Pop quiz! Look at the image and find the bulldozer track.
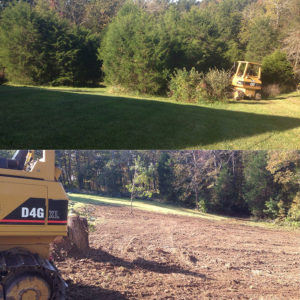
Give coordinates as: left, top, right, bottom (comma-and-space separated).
0, 250, 66, 300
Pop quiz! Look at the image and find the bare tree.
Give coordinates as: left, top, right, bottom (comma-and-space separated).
282, 29, 300, 75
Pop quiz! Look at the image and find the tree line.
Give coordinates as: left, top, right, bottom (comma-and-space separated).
0, 0, 299, 93
55, 150, 300, 223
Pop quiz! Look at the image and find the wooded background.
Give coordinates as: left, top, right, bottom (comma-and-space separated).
0, 0, 299, 94
0, 150, 299, 221
58, 150, 300, 222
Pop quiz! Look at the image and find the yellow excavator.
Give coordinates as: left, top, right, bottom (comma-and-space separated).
232, 61, 262, 100
0, 150, 68, 300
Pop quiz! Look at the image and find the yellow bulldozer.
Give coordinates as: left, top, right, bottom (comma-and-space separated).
0, 150, 68, 300
232, 61, 262, 100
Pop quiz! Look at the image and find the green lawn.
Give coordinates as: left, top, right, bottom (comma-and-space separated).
0, 84, 300, 149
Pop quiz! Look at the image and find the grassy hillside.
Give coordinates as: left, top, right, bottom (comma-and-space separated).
69, 193, 297, 229
69, 192, 227, 220
0, 85, 299, 149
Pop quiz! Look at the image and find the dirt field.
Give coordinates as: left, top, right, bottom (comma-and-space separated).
54, 204, 300, 300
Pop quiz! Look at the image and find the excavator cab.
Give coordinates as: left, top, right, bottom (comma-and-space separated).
232, 61, 262, 100
0, 150, 30, 170
0, 150, 68, 300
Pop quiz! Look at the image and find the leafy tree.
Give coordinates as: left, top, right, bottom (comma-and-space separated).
213, 0, 251, 64
262, 50, 295, 88
288, 192, 300, 221
211, 163, 235, 214
175, 6, 226, 71
157, 152, 174, 201
99, 2, 170, 94
0, 150, 16, 158
282, 28, 300, 78
264, 0, 289, 29
46, 0, 89, 25
126, 156, 158, 212
243, 151, 272, 218
0, 2, 41, 84
100, 2, 228, 94
245, 17, 278, 62
0, 1, 101, 85
263, 198, 279, 219
97, 157, 124, 195
266, 151, 300, 219
82, 0, 125, 33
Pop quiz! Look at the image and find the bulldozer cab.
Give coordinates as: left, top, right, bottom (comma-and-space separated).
232, 61, 262, 100
235, 61, 261, 79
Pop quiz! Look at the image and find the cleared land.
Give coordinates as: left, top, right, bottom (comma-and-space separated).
0, 85, 300, 149
54, 195, 300, 300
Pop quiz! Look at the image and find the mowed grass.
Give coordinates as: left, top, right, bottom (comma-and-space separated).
69, 193, 296, 229
0, 84, 300, 149
69, 192, 227, 221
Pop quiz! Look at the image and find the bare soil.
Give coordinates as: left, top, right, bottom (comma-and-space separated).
53, 205, 300, 300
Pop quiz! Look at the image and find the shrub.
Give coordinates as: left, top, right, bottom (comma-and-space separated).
262, 50, 295, 90
198, 197, 208, 213
169, 67, 203, 102
263, 198, 279, 219
200, 68, 232, 101
261, 84, 281, 98
288, 192, 300, 221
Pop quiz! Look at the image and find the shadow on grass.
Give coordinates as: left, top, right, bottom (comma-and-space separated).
1, 85, 300, 148
88, 247, 207, 279
66, 282, 128, 300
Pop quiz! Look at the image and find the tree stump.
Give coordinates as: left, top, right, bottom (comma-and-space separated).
67, 215, 89, 254
51, 216, 89, 259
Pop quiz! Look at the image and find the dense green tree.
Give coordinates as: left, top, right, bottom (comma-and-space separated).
0, 2, 41, 84
0, 1, 101, 85
174, 7, 226, 71
99, 2, 170, 94
243, 151, 272, 218
100, 1, 228, 94
245, 17, 278, 62
126, 155, 158, 213
211, 163, 235, 213
266, 151, 300, 219
262, 50, 295, 88
157, 152, 174, 201
213, 0, 253, 65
